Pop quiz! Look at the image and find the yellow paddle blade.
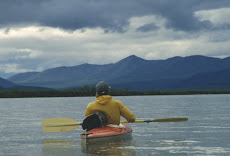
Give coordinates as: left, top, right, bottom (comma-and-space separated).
42, 118, 81, 133
121, 117, 188, 123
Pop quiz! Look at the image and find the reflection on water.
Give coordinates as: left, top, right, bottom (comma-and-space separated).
42, 139, 79, 156
42, 136, 136, 156
81, 136, 135, 156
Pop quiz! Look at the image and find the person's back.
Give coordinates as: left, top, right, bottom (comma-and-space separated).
84, 81, 135, 126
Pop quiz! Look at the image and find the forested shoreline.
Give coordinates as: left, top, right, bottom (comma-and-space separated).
0, 85, 230, 98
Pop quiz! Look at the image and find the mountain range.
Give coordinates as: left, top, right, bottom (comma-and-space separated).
2, 55, 230, 90
0, 77, 16, 89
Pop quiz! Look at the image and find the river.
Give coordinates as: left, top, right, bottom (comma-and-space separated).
0, 94, 230, 155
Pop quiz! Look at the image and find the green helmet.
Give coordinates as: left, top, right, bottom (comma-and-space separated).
96, 81, 110, 96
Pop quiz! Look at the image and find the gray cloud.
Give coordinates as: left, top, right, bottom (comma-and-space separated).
136, 23, 159, 32
1, 0, 230, 32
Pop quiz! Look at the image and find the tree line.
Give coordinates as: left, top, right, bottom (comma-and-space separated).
0, 85, 230, 98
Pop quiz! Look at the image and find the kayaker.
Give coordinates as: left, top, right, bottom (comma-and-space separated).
82, 81, 135, 131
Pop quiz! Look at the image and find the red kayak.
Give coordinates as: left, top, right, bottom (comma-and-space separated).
81, 124, 132, 142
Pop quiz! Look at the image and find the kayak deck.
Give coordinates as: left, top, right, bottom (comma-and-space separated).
81, 123, 132, 140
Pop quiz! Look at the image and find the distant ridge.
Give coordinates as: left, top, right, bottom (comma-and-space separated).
117, 55, 146, 64
0, 75, 53, 91
0, 77, 15, 88
7, 55, 230, 90
7, 72, 40, 83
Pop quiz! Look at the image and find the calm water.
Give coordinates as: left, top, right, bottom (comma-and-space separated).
0, 95, 230, 156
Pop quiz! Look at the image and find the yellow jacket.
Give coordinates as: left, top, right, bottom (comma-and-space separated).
85, 95, 135, 125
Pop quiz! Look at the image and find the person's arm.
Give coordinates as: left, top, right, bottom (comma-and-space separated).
119, 101, 135, 122
84, 104, 92, 117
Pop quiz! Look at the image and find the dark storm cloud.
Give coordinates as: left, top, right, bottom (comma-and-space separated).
0, 0, 230, 32
136, 23, 159, 32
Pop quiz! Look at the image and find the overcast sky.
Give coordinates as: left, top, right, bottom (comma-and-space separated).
1, 0, 230, 78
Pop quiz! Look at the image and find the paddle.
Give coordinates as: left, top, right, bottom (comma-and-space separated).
42, 117, 188, 133
42, 118, 81, 133
121, 117, 188, 123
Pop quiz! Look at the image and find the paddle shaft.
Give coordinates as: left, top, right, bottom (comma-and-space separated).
121, 117, 188, 123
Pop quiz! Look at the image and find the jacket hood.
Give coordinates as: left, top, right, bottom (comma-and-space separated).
96, 95, 112, 105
